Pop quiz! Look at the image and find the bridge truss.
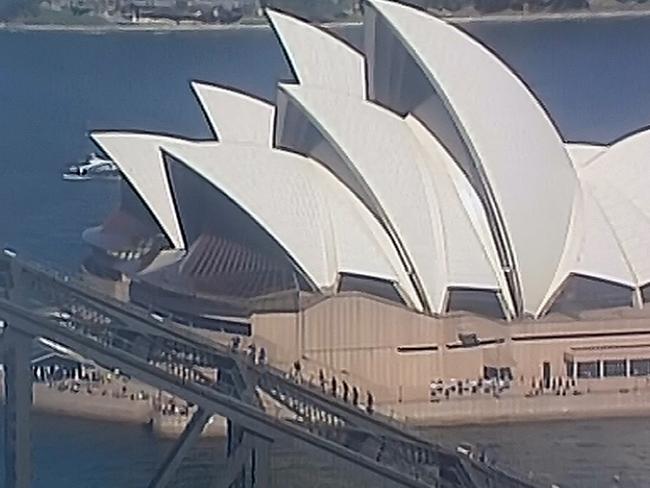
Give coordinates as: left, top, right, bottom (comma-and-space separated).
0, 253, 553, 488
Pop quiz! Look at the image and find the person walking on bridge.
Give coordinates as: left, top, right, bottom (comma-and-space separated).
366, 391, 374, 415
331, 376, 338, 397
292, 360, 302, 383
342, 380, 350, 403
258, 347, 266, 366
247, 343, 256, 362
352, 386, 359, 407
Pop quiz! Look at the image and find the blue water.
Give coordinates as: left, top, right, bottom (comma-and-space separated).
1, 18, 650, 487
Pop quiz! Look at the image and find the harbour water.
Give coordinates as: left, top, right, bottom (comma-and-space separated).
2, 17, 650, 487
0, 411, 648, 487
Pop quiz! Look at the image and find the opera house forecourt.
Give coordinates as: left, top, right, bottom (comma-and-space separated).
82, 0, 650, 409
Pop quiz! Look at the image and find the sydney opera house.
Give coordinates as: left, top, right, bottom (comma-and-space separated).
82, 0, 650, 402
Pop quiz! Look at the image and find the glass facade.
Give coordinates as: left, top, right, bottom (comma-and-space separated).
577, 361, 598, 379
630, 359, 650, 376
549, 275, 634, 314
446, 288, 506, 319
603, 359, 626, 377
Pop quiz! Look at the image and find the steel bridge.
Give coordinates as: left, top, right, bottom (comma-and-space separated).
0, 252, 558, 488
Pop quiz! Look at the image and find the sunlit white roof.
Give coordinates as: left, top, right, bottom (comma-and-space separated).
539, 131, 650, 312
580, 130, 650, 286
406, 115, 515, 315
278, 84, 513, 314
191, 82, 275, 146
160, 138, 421, 309
565, 143, 607, 170
90, 4, 650, 320
267, 10, 366, 98
368, 0, 578, 316
271, 10, 514, 315
91, 132, 187, 250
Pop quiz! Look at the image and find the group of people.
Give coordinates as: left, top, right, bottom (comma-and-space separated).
428, 374, 583, 402
33, 362, 99, 384
230, 338, 378, 415
35, 363, 151, 401
526, 376, 578, 397
288, 361, 375, 414
156, 400, 191, 417
429, 376, 512, 402
149, 357, 207, 385
229, 337, 267, 366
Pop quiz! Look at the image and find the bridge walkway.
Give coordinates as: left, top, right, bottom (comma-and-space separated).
0, 253, 554, 488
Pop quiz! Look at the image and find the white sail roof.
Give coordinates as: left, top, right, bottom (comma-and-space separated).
267, 10, 366, 98
270, 10, 513, 316
579, 130, 650, 286
539, 132, 650, 312
160, 138, 421, 309
572, 186, 636, 287
91, 132, 187, 250
191, 82, 275, 146
368, 0, 578, 316
565, 143, 607, 170
282, 85, 512, 315
407, 115, 515, 316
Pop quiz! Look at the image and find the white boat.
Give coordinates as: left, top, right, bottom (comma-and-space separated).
63, 153, 120, 181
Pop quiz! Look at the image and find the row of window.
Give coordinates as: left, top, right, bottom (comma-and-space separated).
567, 359, 650, 379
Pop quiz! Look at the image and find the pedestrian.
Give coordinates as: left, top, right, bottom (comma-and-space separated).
331, 376, 338, 397
342, 380, 350, 403
258, 347, 267, 366
366, 391, 374, 415
293, 360, 302, 383
247, 343, 256, 361
352, 386, 359, 406
319, 369, 326, 393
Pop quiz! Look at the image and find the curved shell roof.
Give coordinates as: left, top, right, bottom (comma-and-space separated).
191, 82, 275, 146
93, 128, 421, 311
91, 132, 187, 250
160, 138, 421, 308
267, 10, 366, 98
278, 84, 513, 315
579, 130, 650, 286
270, 9, 513, 316
90, 4, 650, 319
368, 0, 578, 316
539, 131, 650, 312
565, 143, 607, 170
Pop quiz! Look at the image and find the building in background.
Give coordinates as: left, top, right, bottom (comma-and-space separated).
81, 0, 650, 402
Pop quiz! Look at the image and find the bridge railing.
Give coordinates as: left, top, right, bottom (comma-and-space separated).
0, 251, 559, 488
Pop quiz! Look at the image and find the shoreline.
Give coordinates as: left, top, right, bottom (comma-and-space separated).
393, 387, 650, 428
29, 384, 228, 438
19, 382, 650, 437
3, 8, 650, 32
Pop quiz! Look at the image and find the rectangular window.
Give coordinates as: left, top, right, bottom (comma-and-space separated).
630, 359, 650, 376
483, 366, 498, 380
603, 359, 626, 377
577, 361, 598, 379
